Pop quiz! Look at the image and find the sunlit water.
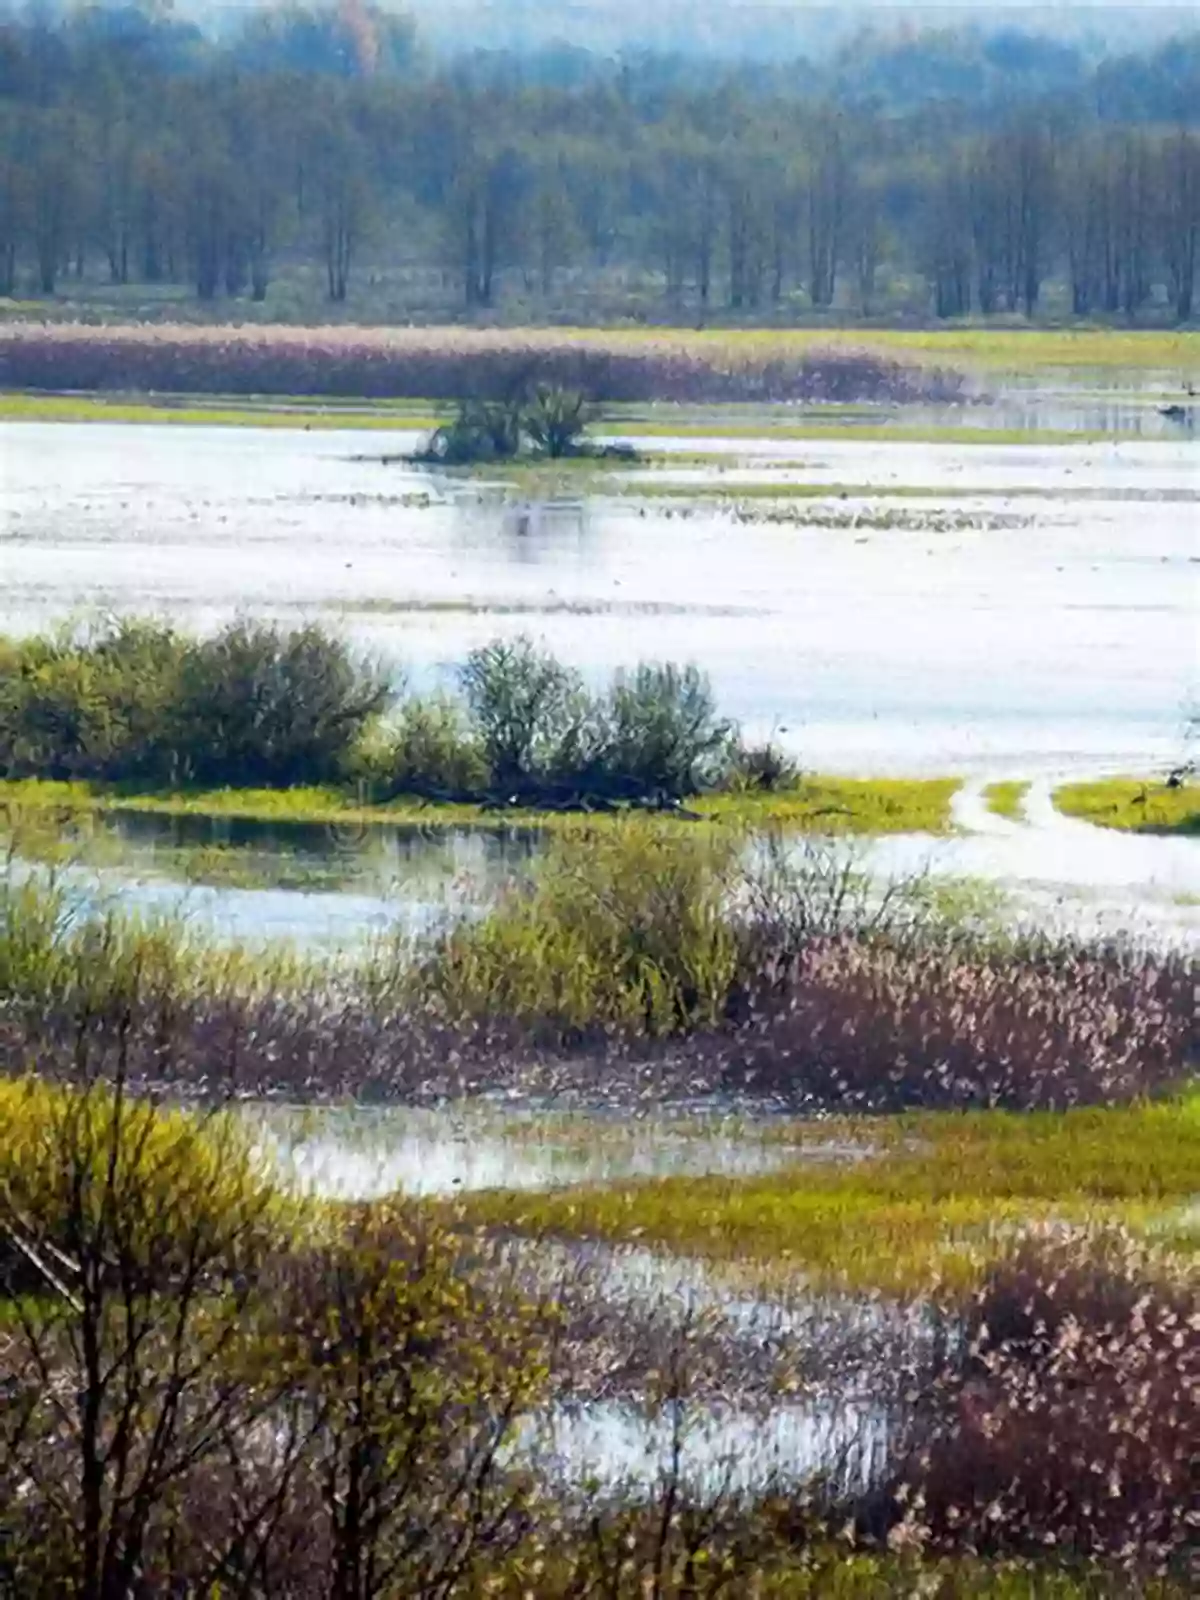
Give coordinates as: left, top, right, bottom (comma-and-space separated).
2, 411, 1197, 946
2, 421, 1195, 773
249, 1103, 847, 1199
20, 771, 1196, 948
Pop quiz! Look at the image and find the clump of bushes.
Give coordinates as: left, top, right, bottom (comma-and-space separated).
408, 827, 1195, 1106
0, 1076, 552, 1597
413, 823, 742, 1037
2, 622, 747, 806
436, 637, 736, 803
416, 384, 614, 464
0, 619, 389, 789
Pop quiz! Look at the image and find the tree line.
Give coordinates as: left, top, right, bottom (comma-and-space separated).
0, 7, 1196, 321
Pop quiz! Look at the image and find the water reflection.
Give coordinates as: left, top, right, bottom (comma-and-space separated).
250, 1104, 823, 1199
534, 1397, 889, 1497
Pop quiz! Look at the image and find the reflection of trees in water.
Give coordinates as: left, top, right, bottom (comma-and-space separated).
97, 810, 541, 900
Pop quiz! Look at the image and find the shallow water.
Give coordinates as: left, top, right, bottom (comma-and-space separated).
19, 764, 1196, 948
534, 1396, 888, 1497
2, 420, 1195, 774
250, 1104, 841, 1199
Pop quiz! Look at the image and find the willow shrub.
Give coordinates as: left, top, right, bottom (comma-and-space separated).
0, 620, 391, 789
412, 821, 742, 1036
0, 619, 186, 783
0, 1075, 296, 1295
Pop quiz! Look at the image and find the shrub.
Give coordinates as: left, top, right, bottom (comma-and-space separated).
0, 1075, 293, 1294
0, 620, 185, 783
725, 739, 803, 792
352, 693, 487, 799
174, 621, 391, 788
596, 663, 735, 796
0, 620, 390, 790
458, 636, 594, 791
413, 822, 741, 1036
270, 1206, 550, 1596
419, 396, 525, 463
519, 383, 592, 457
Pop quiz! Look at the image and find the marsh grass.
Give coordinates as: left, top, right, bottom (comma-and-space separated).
886, 1228, 1200, 1570
453, 1098, 1200, 1295
410, 824, 743, 1038
0, 391, 442, 429
0, 774, 961, 836
984, 781, 1030, 822
1055, 778, 1200, 835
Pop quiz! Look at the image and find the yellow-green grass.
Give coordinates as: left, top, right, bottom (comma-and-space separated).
984, 780, 1030, 821
0, 393, 1104, 447
0, 391, 442, 430
1054, 778, 1200, 834
352, 325, 1197, 374
450, 325, 1199, 374
450, 1099, 1200, 1296
518, 1543, 1188, 1598
0, 776, 960, 837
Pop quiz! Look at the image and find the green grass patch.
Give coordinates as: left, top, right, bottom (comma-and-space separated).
450, 1098, 1200, 1295
1054, 778, 1200, 835
0, 775, 960, 837
984, 781, 1030, 821
634, 326, 1199, 373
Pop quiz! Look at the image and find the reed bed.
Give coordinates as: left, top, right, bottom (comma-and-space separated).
1, 827, 1192, 1113
0, 322, 965, 403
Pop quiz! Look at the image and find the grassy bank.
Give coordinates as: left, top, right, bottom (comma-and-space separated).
0, 390, 442, 429
0, 391, 1123, 446
0, 774, 960, 837
455, 1097, 1200, 1295
1054, 778, 1200, 834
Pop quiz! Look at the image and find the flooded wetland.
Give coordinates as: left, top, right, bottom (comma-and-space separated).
2, 347, 1198, 1579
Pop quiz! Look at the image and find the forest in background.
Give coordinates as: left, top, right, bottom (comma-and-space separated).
0, 4, 1197, 322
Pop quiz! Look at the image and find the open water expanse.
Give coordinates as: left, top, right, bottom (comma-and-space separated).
2, 412, 1196, 947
